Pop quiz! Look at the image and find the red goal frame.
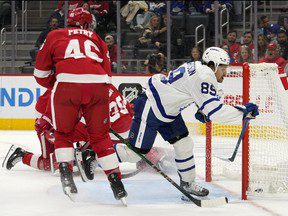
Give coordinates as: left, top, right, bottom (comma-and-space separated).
205, 62, 250, 200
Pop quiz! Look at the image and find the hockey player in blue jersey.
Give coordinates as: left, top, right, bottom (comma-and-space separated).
114, 47, 259, 197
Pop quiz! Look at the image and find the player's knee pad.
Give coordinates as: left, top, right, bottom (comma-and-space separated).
114, 143, 142, 163
172, 136, 196, 183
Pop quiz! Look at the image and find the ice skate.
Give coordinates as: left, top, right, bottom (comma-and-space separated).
180, 179, 209, 197
2, 145, 26, 170
75, 149, 97, 182
108, 173, 128, 206
59, 162, 78, 201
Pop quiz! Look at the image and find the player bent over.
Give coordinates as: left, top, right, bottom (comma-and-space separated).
31, 8, 127, 203
114, 47, 259, 197
2, 89, 58, 172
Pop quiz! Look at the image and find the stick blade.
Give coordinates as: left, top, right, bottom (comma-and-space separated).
200, 197, 228, 207
228, 157, 235, 162
215, 156, 231, 162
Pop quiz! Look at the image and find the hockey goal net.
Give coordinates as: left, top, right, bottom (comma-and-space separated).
205, 63, 288, 199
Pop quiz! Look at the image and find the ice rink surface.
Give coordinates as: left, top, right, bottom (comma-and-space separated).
0, 130, 287, 216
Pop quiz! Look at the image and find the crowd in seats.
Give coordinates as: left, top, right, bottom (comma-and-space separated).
219, 14, 288, 72
24, 0, 288, 75
29, 1, 117, 64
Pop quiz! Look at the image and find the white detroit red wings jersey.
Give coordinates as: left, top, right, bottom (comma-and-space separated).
33, 27, 111, 89
146, 61, 243, 123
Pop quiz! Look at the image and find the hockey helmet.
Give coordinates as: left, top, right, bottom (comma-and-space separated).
67, 7, 92, 29
202, 47, 230, 71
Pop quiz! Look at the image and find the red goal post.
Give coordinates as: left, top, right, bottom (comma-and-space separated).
205, 62, 288, 200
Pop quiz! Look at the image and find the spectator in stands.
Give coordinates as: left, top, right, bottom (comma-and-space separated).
190, 47, 202, 62
258, 15, 281, 42
56, 0, 83, 11
220, 44, 235, 63
134, 15, 161, 58
203, 0, 233, 13
185, 1, 204, 14
223, 30, 240, 60
106, 1, 117, 31
88, 1, 110, 37
257, 34, 268, 59
121, 1, 148, 25
278, 16, 288, 37
132, 1, 166, 32
82, 2, 96, 31
153, 14, 184, 58
236, 45, 254, 63
204, 1, 233, 37
171, 0, 186, 16
277, 29, 288, 60
144, 52, 167, 74
104, 34, 127, 73
50, 7, 65, 28
232, 1, 242, 22
259, 42, 288, 73
242, 31, 254, 52
0, 0, 11, 29
29, 17, 59, 62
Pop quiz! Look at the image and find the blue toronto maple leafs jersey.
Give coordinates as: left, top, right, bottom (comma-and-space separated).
146, 61, 243, 123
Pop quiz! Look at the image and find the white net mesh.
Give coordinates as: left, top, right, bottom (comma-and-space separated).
248, 63, 288, 194
208, 63, 288, 196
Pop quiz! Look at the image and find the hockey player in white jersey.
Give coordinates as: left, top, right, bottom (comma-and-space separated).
114, 47, 259, 197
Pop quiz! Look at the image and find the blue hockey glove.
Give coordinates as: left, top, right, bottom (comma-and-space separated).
195, 109, 211, 123
234, 103, 259, 119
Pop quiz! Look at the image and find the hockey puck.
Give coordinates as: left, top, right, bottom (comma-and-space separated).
254, 188, 263, 193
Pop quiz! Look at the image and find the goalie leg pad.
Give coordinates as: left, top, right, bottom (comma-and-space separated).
172, 136, 196, 183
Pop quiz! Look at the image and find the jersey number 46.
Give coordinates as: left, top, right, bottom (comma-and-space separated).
64, 39, 103, 63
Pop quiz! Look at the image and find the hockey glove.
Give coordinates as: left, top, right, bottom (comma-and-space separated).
234, 103, 259, 119
195, 109, 210, 123
35, 115, 52, 134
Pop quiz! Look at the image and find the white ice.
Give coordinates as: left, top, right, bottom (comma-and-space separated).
0, 130, 287, 216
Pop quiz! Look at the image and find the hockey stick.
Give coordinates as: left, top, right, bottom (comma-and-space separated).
217, 118, 250, 162
122, 168, 143, 179
110, 128, 228, 207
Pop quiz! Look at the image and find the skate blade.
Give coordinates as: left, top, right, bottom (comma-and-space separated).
74, 150, 88, 182
120, 197, 127, 207
64, 187, 76, 202
2, 145, 16, 169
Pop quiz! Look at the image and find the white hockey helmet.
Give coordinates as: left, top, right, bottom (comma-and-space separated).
202, 47, 230, 71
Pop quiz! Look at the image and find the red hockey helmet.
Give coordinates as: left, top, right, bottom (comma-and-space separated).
67, 7, 92, 29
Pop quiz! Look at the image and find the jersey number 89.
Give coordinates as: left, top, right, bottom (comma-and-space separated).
201, 82, 216, 96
